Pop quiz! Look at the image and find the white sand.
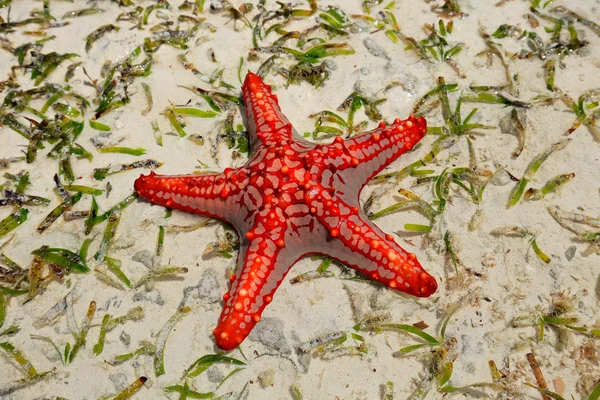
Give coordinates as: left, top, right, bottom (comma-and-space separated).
1, 0, 599, 399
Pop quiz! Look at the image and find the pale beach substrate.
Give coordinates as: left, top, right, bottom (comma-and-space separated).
0, 0, 599, 399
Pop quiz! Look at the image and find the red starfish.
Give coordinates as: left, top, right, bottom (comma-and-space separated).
135, 72, 438, 350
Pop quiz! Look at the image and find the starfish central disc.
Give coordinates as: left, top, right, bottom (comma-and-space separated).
134, 72, 438, 350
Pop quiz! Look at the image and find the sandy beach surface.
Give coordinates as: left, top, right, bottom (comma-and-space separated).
1, 0, 599, 399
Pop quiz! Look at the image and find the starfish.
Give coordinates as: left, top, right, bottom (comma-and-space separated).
134, 72, 438, 350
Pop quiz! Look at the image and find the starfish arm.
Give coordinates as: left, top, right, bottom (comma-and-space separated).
134, 169, 249, 222
316, 115, 427, 191
242, 72, 295, 149
310, 195, 437, 297
213, 210, 291, 350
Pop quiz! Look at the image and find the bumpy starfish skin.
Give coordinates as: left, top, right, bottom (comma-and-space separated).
134, 72, 438, 350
